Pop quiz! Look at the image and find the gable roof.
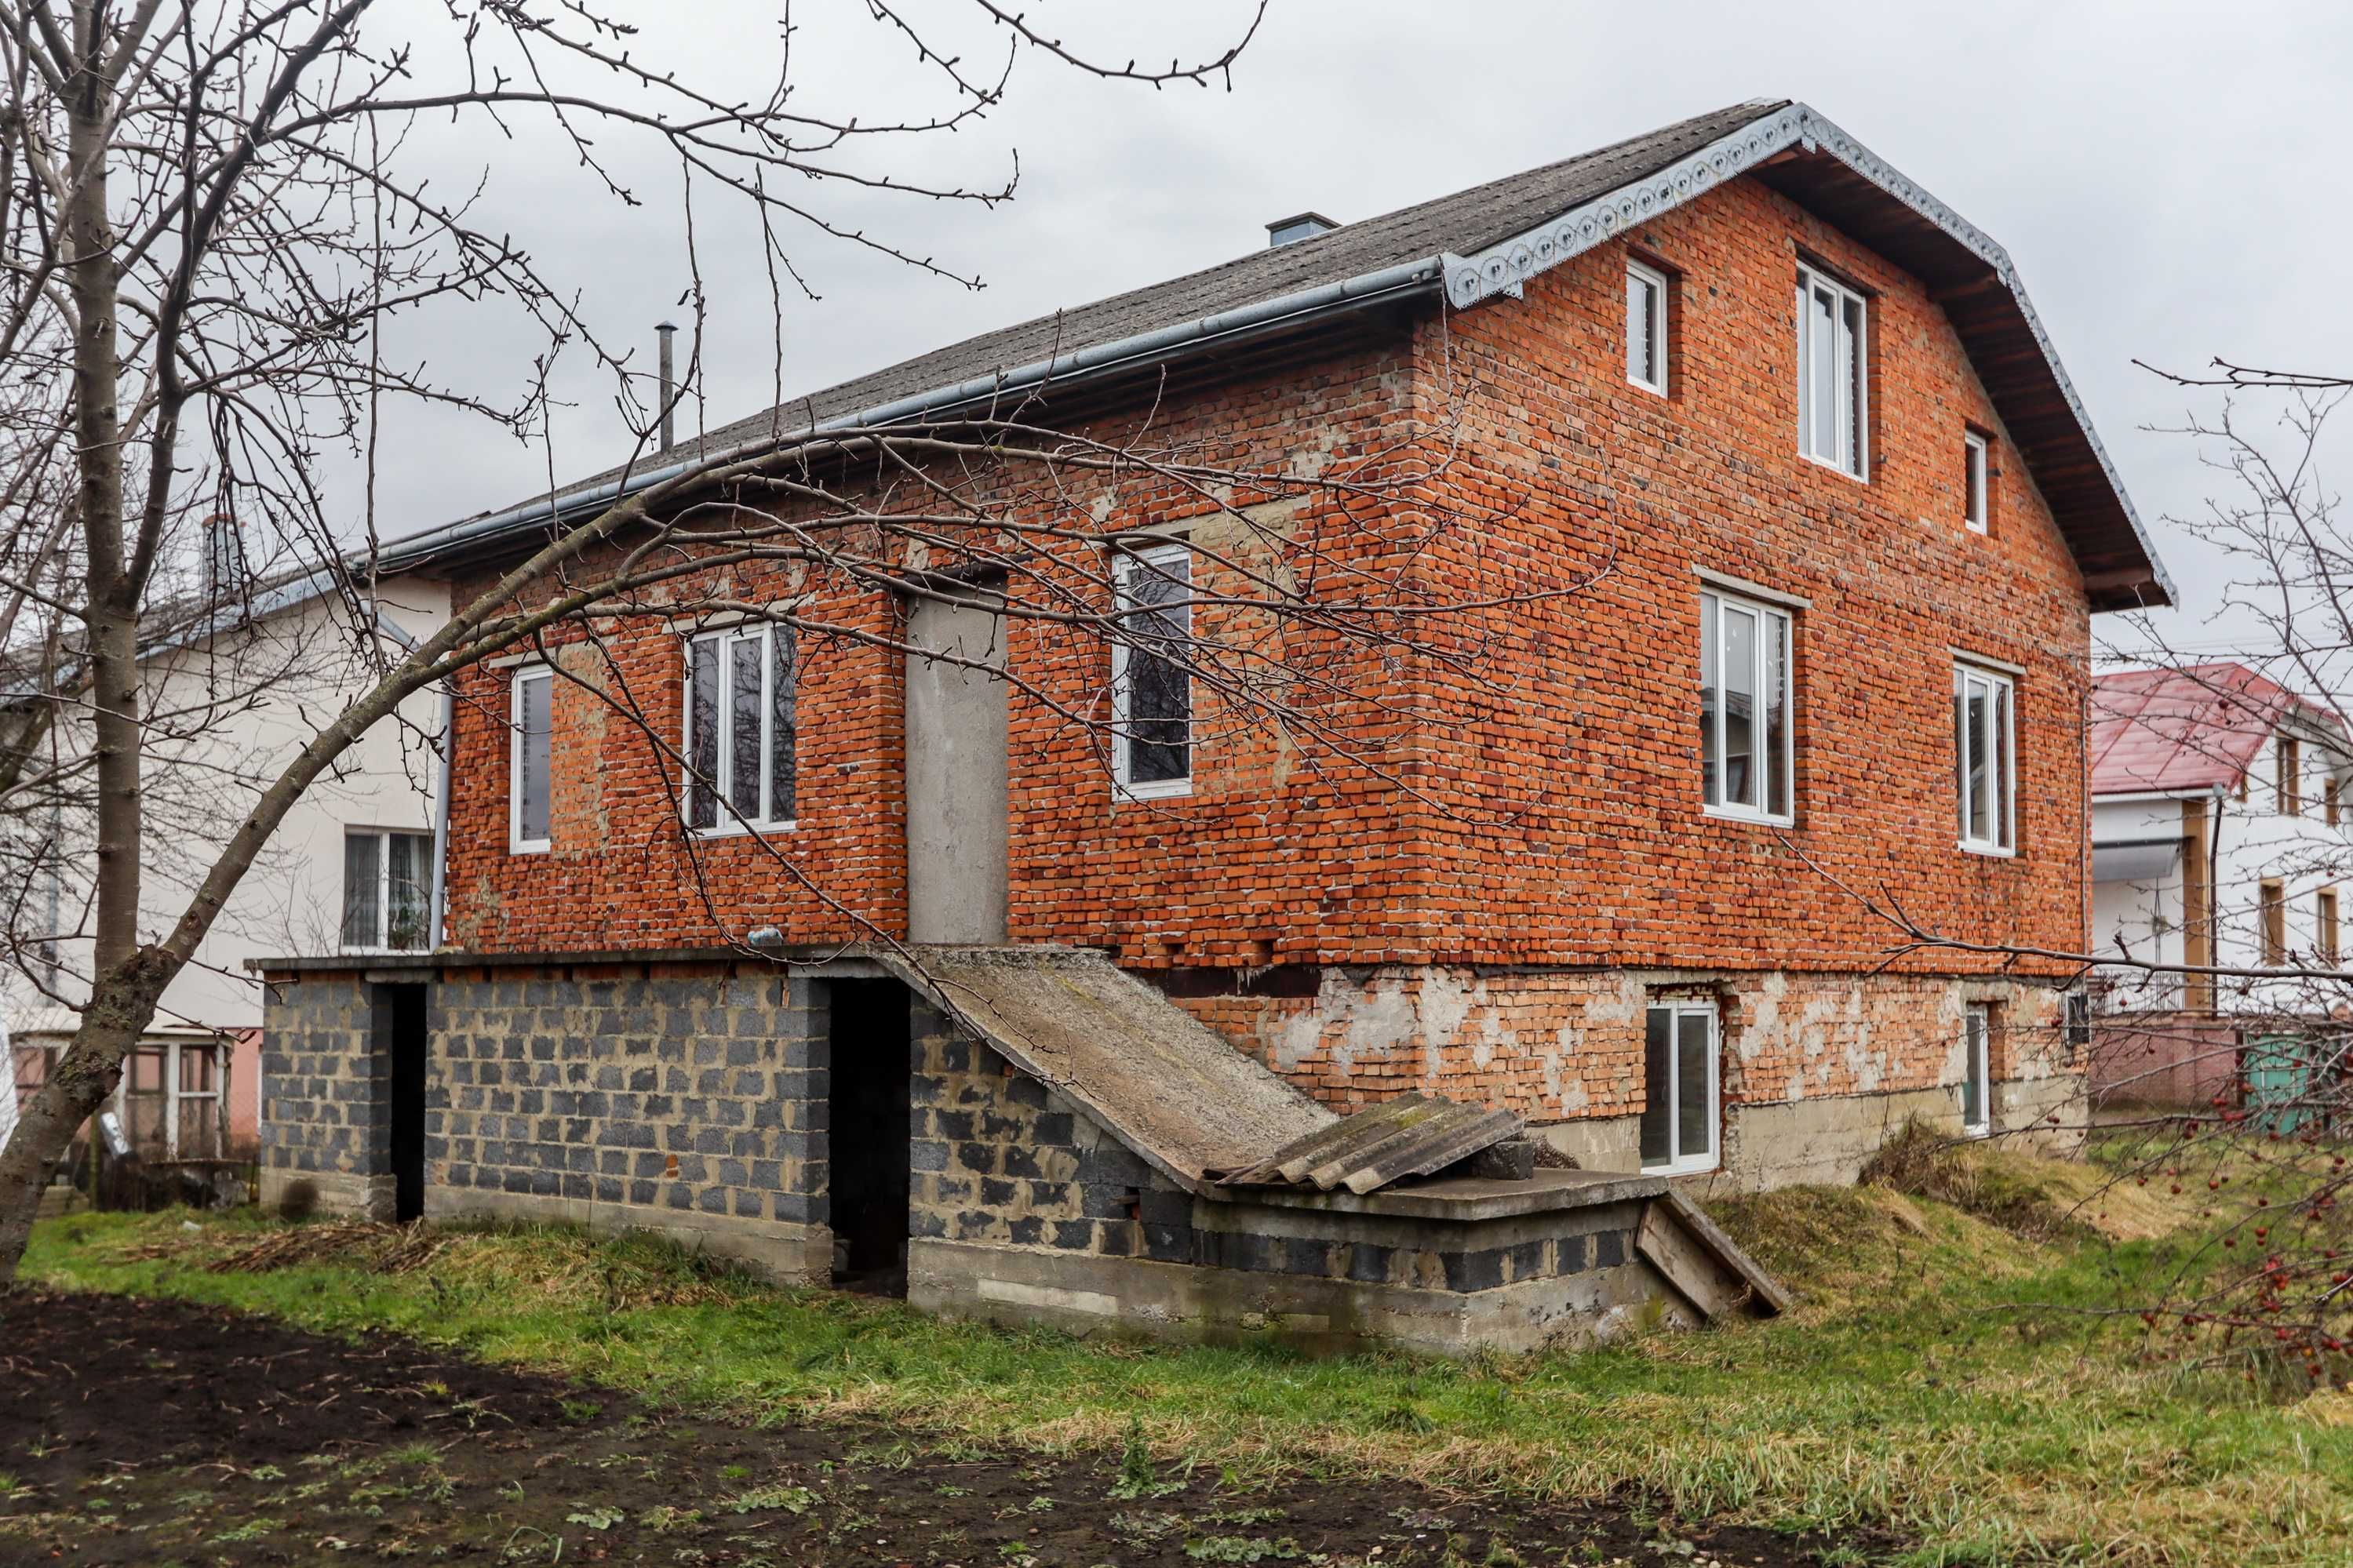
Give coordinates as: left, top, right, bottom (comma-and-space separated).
2090, 663, 2347, 796
381, 100, 2170, 610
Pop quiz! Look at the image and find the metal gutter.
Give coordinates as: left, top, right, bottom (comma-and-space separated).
378, 258, 1447, 574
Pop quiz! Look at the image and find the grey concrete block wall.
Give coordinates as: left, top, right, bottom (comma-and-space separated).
428, 970, 826, 1226
259, 974, 387, 1181
908, 995, 1193, 1258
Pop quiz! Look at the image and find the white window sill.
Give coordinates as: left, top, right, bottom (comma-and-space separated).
1705, 804, 1795, 828
1964, 518, 1989, 535
1799, 450, 1869, 485
688, 820, 798, 840
1116, 778, 1193, 803
1627, 375, 1668, 398
1643, 1156, 1721, 1179
1957, 840, 2017, 859
338, 947, 433, 959
1960, 1121, 1992, 1140
510, 839, 550, 856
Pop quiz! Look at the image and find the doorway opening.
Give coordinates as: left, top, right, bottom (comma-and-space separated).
376, 984, 428, 1223
826, 979, 912, 1296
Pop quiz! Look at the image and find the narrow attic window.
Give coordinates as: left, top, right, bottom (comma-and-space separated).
1963, 431, 1990, 533
2278, 733, 2301, 817
1626, 259, 1669, 395
1796, 264, 1868, 479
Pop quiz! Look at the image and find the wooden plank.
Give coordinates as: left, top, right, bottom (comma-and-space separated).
1661, 1189, 1792, 1314
1634, 1201, 1743, 1322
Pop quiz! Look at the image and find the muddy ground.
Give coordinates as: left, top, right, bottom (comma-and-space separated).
0, 1291, 1873, 1566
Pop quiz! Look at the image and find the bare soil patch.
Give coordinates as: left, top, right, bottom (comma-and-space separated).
0, 1289, 1873, 1566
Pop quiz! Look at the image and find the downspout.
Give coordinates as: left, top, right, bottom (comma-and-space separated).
428, 683, 452, 951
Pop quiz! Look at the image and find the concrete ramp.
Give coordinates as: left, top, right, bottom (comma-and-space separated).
870, 945, 1334, 1191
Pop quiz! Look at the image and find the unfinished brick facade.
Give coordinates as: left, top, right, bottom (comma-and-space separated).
264, 105, 2167, 1348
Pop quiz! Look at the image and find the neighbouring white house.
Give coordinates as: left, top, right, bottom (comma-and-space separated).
2088, 662, 2353, 1107
5, 542, 450, 1163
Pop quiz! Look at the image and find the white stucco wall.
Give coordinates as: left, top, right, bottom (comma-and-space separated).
20, 572, 450, 1033
2092, 720, 2353, 1016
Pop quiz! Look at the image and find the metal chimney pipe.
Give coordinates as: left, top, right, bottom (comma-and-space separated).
655, 321, 677, 453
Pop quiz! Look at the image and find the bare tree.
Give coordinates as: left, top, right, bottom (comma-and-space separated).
0, 2, 1589, 1284
1830, 382, 2353, 1391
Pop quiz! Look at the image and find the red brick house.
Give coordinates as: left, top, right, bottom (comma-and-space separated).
258, 100, 2169, 1349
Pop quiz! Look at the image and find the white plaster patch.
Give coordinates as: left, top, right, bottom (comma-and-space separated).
978, 1278, 1120, 1317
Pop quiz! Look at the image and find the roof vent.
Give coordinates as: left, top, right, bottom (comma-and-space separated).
1266, 211, 1338, 248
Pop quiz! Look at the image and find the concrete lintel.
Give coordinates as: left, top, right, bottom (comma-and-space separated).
249, 947, 895, 980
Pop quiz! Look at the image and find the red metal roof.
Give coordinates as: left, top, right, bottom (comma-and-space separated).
2090, 663, 2345, 796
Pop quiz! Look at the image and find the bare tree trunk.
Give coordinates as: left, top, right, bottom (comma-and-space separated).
0, 13, 133, 1286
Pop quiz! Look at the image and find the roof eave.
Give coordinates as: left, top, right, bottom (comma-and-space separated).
379, 260, 1447, 575
1439, 100, 2173, 613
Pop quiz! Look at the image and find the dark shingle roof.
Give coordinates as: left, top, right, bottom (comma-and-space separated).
526, 100, 1785, 506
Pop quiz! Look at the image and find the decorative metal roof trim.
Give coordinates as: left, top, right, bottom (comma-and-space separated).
1439, 100, 2173, 608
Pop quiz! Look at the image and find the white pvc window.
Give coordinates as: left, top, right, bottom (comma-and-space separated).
1796, 264, 1868, 479
1626, 259, 1668, 395
510, 666, 552, 853
685, 622, 796, 834
1954, 663, 2016, 855
1113, 544, 1193, 799
1641, 1002, 1719, 1176
341, 828, 435, 952
1960, 1002, 1992, 1136
1964, 431, 1990, 533
1699, 590, 1794, 823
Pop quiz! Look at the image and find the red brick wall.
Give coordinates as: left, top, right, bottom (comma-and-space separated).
1397, 176, 2089, 974
439, 175, 2092, 986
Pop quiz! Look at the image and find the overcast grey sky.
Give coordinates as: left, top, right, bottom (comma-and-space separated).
359, 0, 2353, 653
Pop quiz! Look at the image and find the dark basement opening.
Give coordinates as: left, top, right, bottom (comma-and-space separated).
826, 978, 912, 1296
378, 983, 428, 1224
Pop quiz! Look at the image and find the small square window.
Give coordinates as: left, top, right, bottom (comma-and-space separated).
1963, 431, 1990, 533
1626, 259, 1669, 396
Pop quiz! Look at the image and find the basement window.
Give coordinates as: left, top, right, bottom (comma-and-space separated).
1699, 589, 1794, 823
1641, 1002, 1718, 1177
1626, 258, 1669, 396
1113, 544, 1193, 799
342, 828, 435, 952
1954, 662, 2015, 856
1964, 431, 1990, 533
1796, 264, 1868, 480
685, 621, 796, 834
510, 665, 553, 853
1960, 1002, 1992, 1137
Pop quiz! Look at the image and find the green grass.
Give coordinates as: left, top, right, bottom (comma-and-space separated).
23, 1160, 2353, 1566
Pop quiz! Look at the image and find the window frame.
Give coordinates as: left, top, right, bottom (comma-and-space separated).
1960, 1002, 1993, 1137
340, 827, 436, 955
682, 620, 797, 837
2260, 879, 2287, 966
1625, 256, 1670, 397
2278, 733, 2302, 817
1953, 661, 2017, 857
1794, 263, 1870, 482
1640, 1000, 1721, 1177
2320, 887, 2340, 967
508, 664, 553, 855
1963, 430, 1991, 533
1699, 588, 1796, 825
1110, 542, 1196, 801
